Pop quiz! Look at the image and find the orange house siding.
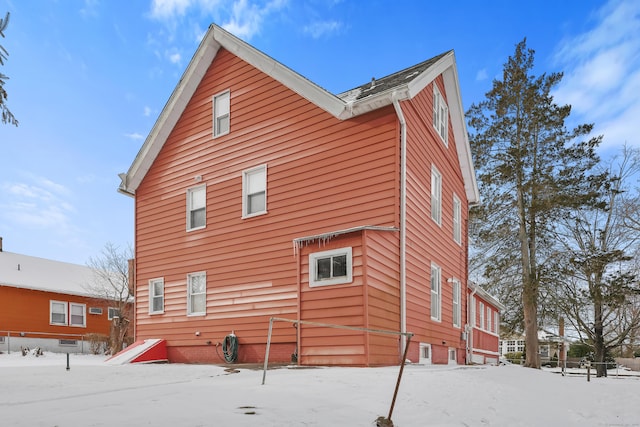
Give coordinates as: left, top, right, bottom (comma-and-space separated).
0, 285, 114, 338
402, 77, 469, 361
134, 48, 400, 363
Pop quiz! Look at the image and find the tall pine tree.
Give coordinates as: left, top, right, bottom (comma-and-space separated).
1, 11, 18, 126
466, 39, 603, 368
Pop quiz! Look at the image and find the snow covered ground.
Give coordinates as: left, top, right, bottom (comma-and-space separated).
1, 351, 638, 426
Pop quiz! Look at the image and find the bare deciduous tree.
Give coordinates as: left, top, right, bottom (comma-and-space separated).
86, 242, 133, 355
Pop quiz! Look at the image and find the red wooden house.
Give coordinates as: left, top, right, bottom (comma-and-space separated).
467, 282, 504, 365
118, 24, 480, 366
0, 238, 122, 354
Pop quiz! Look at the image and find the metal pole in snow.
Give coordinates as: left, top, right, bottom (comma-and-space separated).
387, 334, 413, 422
66, 353, 70, 371
261, 318, 274, 385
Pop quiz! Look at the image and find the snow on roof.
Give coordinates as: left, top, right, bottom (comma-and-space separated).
0, 251, 95, 297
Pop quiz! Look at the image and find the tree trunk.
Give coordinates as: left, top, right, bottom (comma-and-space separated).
594, 300, 606, 377
523, 282, 540, 368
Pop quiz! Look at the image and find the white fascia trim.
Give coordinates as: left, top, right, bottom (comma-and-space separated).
120, 32, 222, 195
213, 26, 346, 119
441, 57, 480, 205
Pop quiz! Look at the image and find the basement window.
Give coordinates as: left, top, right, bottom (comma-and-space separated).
309, 247, 353, 287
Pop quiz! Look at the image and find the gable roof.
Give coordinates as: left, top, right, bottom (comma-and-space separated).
118, 24, 479, 204
0, 251, 96, 297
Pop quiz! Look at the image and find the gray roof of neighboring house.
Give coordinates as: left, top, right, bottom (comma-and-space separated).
0, 251, 95, 297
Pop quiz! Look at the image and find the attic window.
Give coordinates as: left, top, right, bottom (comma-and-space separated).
213, 90, 230, 138
433, 85, 448, 146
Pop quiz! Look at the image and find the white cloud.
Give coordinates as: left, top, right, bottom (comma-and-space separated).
143, 106, 153, 117
552, 0, 640, 150
302, 20, 343, 39
150, 0, 195, 20
475, 68, 488, 82
125, 132, 146, 141
0, 176, 76, 231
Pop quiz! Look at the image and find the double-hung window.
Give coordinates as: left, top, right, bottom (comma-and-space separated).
187, 186, 206, 230
433, 85, 448, 145
50, 300, 68, 325
69, 303, 86, 327
452, 279, 461, 328
309, 247, 353, 287
149, 278, 164, 314
486, 306, 492, 332
430, 263, 441, 321
188, 272, 206, 316
431, 166, 442, 226
242, 165, 267, 217
453, 194, 461, 244
479, 302, 485, 329
213, 90, 230, 137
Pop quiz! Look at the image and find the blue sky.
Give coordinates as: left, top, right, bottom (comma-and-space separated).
0, 0, 638, 265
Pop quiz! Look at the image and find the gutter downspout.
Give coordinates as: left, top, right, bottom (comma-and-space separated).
467, 285, 478, 364
392, 93, 407, 358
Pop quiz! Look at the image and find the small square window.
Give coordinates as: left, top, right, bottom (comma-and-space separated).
242, 165, 267, 217
187, 186, 206, 230
213, 90, 230, 137
108, 307, 119, 320
309, 247, 353, 287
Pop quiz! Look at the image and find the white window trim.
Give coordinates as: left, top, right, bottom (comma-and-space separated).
430, 263, 441, 322
433, 84, 448, 145
50, 300, 68, 326
494, 311, 499, 334
431, 165, 442, 226
309, 247, 353, 287
187, 272, 207, 316
453, 194, 462, 245
187, 185, 206, 231
452, 278, 461, 328
419, 343, 432, 365
479, 302, 485, 330
486, 306, 492, 332
213, 90, 230, 138
149, 278, 165, 315
108, 307, 119, 320
69, 303, 86, 328
242, 164, 267, 218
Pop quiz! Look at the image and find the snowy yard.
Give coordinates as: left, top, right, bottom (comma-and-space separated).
1, 352, 638, 426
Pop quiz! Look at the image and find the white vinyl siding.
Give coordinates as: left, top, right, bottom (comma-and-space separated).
433, 84, 448, 145
430, 263, 441, 321
187, 272, 207, 316
431, 166, 442, 226
149, 278, 164, 314
242, 165, 267, 218
213, 90, 230, 137
452, 279, 461, 328
309, 247, 353, 287
453, 194, 461, 244
187, 185, 206, 231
